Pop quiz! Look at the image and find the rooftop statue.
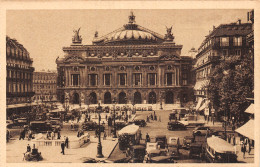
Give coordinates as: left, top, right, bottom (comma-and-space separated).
165, 26, 174, 41
72, 28, 82, 44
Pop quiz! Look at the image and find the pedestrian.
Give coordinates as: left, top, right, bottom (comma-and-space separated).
233, 134, 236, 146
146, 133, 150, 143
95, 129, 98, 138
242, 144, 246, 159
151, 114, 153, 121
65, 137, 69, 148
61, 142, 65, 155
71, 121, 74, 130
248, 141, 251, 155
103, 131, 107, 140
146, 115, 149, 123
6, 130, 10, 142
57, 131, 61, 140
159, 116, 161, 122
228, 134, 231, 143
77, 131, 80, 137
51, 131, 55, 140
106, 114, 108, 121
27, 144, 31, 153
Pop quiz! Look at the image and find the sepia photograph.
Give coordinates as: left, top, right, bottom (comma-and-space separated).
4, 7, 256, 164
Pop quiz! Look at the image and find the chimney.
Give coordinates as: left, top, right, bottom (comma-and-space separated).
238, 19, 241, 25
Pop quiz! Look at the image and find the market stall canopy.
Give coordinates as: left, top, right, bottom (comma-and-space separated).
235, 119, 254, 140
118, 124, 139, 135
245, 104, 254, 114
207, 136, 236, 153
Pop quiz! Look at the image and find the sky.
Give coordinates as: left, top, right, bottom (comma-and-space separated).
7, 9, 251, 71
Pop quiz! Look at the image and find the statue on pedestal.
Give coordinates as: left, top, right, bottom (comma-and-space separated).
72, 28, 82, 44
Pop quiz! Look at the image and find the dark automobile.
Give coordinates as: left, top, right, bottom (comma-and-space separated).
48, 119, 62, 132
149, 156, 175, 163
82, 121, 97, 131
193, 126, 213, 136
115, 121, 127, 130
131, 119, 146, 127
183, 136, 194, 149
7, 118, 28, 128
96, 124, 105, 132
189, 143, 203, 159
167, 121, 186, 131
155, 135, 167, 149
29, 121, 52, 133
169, 113, 176, 121
81, 157, 106, 163
128, 145, 146, 163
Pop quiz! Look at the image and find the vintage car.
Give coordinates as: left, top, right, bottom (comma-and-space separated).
149, 155, 175, 163
189, 143, 203, 159
48, 119, 62, 132
193, 126, 213, 136
155, 135, 167, 149
130, 119, 146, 127
167, 121, 186, 131
8, 118, 28, 128
23, 147, 43, 161
167, 137, 181, 159
146, 142, 159, 154
205, 136, 237, 163
183, 136, 194, 149
169, 113, 176, 121
6, 120, 14, 128
29, 121, 52, 133
82, 121, 97, 131
128, 145, 146, 163
115, 121, 127, 130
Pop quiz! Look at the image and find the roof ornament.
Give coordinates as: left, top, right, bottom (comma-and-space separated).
128, 11, 136, 24
72, 28, 82, 44
164, 26, 174, 42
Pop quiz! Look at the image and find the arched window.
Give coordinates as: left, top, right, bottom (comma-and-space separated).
73, 93, 80, 104
134, 92, 142, 104
119, 92, 127, 104
104, 92, 112, 104
165, 91, 174, 104
148, 92, 156, 104
89, 92, 97, 104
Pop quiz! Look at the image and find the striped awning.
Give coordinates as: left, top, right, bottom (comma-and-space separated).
194, 80, 209, 90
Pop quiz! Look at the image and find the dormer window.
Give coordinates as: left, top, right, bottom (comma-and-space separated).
220, 37, 229, 46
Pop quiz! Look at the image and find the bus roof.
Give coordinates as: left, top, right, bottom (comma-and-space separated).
207, 136, 235, 153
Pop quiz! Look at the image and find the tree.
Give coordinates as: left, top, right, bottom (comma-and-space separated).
207, 53, 254, 125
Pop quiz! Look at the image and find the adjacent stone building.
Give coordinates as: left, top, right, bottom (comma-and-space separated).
6, 36, 35, 116
33, 70, 57, 102
56, 12, 193, 109
193, 20, 252, 112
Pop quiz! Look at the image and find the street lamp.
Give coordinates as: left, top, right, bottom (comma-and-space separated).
124, 97, 127, 113
96, 103, 104, 158
112, 97, 117, 138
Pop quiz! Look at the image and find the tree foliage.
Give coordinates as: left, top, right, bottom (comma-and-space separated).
207, 53, 254, 124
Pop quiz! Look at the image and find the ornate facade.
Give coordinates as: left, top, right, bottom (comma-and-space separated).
33, 70, 57, 102
6, 36, 35, 115
56, 12, 193, 109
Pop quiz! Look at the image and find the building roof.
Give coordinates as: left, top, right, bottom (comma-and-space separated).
92, 12, 166, 45
198, 22, 252, 50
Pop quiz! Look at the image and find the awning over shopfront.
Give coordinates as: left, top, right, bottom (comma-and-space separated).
198, 99, 209, 111
195, 98, 203, 110
235, 119, 254, 140
194, 80, 209, 90
245, 104, 254, 114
